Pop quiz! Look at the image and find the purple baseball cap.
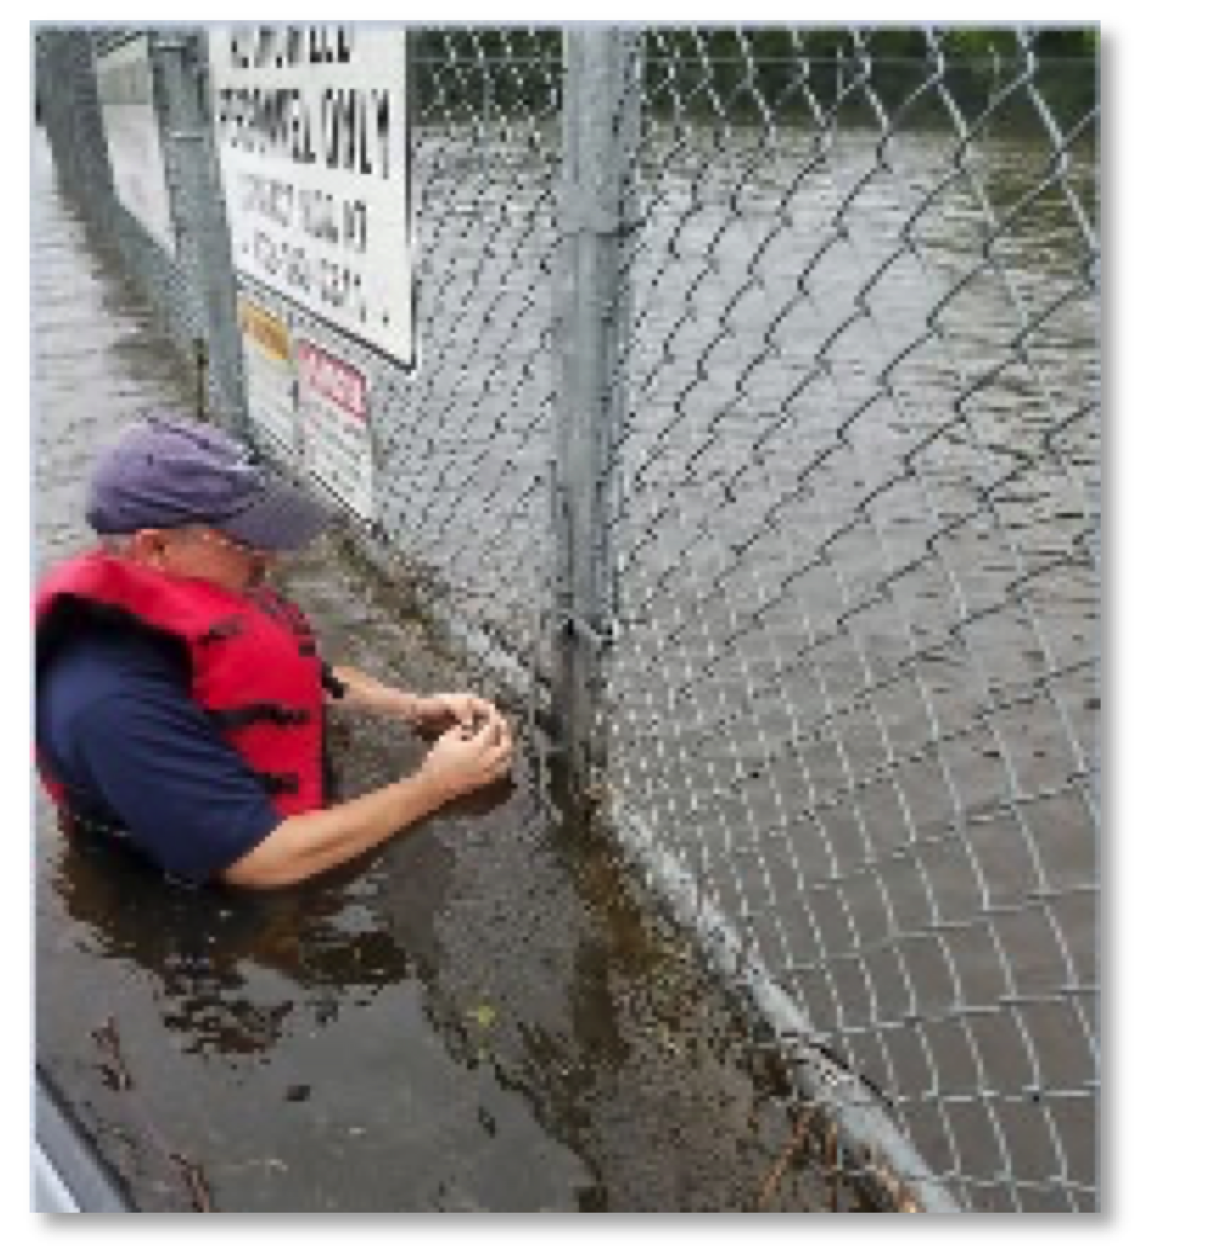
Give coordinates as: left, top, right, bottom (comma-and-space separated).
86, 414, 331, 551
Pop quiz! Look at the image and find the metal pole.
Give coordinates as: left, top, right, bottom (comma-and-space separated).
552, 27, 640, 797
39, 31, 115, 204
154, 32, 246, 435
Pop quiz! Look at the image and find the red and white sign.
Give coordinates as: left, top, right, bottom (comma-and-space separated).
297, 339, 374, 519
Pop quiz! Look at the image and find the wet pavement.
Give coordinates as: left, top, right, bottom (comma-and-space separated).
32, 127, 854, 1213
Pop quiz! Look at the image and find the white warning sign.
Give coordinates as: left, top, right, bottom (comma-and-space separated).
209, 26, 413, 366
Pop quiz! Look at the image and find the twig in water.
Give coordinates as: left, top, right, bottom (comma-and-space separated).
171, 1152, 215, 1213
89, 1016, 217, 1212
90, 1017, 134, 1091
755, 1107, 816, 1211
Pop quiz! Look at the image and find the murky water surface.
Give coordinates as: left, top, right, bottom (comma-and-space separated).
33, 129, 850, 1213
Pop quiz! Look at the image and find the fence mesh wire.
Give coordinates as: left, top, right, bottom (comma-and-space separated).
35, 24, 1099, 1212
354, 30, 566, 670
600, 28, 1098, 1212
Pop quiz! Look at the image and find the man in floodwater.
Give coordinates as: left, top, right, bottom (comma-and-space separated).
34, 413, 514, 889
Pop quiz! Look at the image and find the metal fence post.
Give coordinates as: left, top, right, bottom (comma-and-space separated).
552, 27, 640, 796
36, 30, 114, 202
152, 31, 246, 433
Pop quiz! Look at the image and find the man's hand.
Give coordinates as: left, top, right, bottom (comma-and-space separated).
408, 692, 502, 736
418, 716, 514, 803
327, 666, 505, 738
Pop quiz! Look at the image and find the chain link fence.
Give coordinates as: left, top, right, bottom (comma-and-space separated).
598, 28, 1099, 1213
370, 29, 565, 680
35, 24, 1099, 1212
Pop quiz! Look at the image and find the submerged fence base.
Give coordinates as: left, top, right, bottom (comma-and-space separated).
602, 796, 962, 1213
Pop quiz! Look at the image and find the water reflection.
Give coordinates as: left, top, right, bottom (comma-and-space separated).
50, 832, 418, 1058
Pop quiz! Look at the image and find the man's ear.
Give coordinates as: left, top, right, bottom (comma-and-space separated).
127, 529, 170, 566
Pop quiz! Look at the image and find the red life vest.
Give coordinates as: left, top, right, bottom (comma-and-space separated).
35, 551, 328, 818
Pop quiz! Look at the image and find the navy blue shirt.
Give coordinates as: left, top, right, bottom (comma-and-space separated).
36, 623, 281, 883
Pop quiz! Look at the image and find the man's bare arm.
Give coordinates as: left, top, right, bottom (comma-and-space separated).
221, 719, 512, 889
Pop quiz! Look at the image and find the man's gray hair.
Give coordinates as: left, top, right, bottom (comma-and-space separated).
97, 534, 137, 557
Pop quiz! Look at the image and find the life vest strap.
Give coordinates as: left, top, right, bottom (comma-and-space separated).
208, 703, 312, 731
196, 616, 246, 645
257, 771, 301, 797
